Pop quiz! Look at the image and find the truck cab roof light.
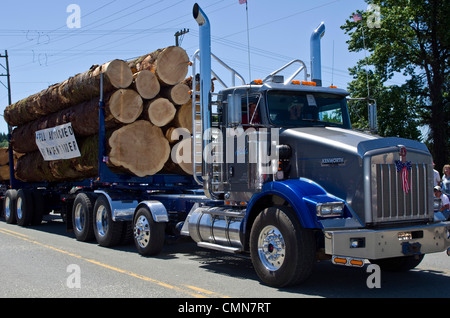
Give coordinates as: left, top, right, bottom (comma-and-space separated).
301, 81, 317, 86
251, 79, 263, 85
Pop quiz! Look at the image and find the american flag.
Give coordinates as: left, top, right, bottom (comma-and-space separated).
401, 166, 410, 194
395, 160, 412, 194
239, 0, 247, 4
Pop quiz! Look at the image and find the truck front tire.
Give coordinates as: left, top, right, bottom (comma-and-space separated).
250, 206, 315, 287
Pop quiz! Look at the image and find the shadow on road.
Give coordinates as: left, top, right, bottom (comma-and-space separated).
2, 215, 449, 298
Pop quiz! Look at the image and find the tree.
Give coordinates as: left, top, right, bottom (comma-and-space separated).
347, 64, 423, 140
341, 0, 450, 171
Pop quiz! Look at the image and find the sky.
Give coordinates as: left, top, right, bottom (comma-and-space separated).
0, 0, 398, 134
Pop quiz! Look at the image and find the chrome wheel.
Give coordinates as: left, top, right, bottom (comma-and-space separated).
4, 196, 11, 219
96, 205, 108, 237
74, 202, 85, 233
134, 215, 150, 248
257, 225, 286, 271
16, 197, 23, 221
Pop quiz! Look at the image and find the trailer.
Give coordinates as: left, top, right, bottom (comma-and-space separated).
2, 3, 449, 287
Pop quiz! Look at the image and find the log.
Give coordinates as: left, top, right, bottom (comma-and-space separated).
0, 147, 9, 166
4, 59, 133, 127
173, 99, 194, 134
15, 121, 171, 181
164, 137, 193, 175
133, 70, 160, 100
128, 46, 189, 86
159, 83, 190, 105
107, 120, 170, 177
106, 89, 143, 124
165, 127, 190, 144
0, 165, 10, 181
144, 98, 176, 127
15, 135, 98, 182
10, 89, 142, 154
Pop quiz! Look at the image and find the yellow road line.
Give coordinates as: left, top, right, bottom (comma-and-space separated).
0, 227, 228, 298
184, 285, 231, 298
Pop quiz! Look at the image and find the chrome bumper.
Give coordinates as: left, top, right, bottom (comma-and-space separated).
324, 221, 450, 260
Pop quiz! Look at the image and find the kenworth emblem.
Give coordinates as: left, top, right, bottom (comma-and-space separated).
395, 146, 412, 194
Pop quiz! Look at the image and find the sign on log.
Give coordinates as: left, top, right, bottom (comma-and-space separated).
36, 123, 81, 161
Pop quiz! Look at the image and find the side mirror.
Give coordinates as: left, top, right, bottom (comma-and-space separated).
227, 93, 242, 126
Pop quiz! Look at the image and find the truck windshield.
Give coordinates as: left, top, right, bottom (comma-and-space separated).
267, 90, 350, 128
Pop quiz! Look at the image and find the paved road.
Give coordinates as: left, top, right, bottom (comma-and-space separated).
1, 215, 449, 301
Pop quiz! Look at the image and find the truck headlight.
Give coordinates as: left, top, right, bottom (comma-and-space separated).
316, 202, 345, 218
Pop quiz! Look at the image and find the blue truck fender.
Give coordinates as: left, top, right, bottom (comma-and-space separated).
242, 178, 363, 241
244, 178, 325, 231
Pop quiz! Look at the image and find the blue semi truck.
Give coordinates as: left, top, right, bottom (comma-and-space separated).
2, 3, 449, 287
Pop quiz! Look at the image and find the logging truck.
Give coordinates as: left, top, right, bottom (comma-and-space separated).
2, 3, 450, 287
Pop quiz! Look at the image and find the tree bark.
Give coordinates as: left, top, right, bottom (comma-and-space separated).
15, 120, 171, 182
11, 89, 142, 154
4, 59, 133, 126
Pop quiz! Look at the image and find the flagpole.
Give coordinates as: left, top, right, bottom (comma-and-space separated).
245, 1, 252, 83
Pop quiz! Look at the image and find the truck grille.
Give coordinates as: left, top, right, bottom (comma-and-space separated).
371, 162, 432, 223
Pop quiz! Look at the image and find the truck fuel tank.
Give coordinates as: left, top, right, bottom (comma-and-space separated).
181, 205, 245, 252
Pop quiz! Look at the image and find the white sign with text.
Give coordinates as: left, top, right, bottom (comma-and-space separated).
36, 123, 81, 161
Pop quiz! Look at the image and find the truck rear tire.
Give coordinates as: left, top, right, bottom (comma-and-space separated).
250, 206, 316, 287
16, 189, 34, 227
93, 195, 123, 247
133, 207, 165, 256
72, 192, 96, 242
4, 189, 17, 224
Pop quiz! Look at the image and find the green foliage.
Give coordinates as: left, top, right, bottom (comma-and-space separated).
341, 0, 450, 170
0, 133, 8, 148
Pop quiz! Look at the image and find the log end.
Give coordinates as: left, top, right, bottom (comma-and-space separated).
108, 120, 170, 177
103, 59, 134, 89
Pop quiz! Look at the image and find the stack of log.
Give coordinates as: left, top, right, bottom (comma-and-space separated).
5, 46, 196, 183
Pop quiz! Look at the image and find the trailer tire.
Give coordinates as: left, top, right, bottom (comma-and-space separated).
16, 189, 34, 227
93, 195, 123, 247
4, 189, 17, 224
72, 192, 96, 242
133, 206, 165, 256
250, 206, 315, 287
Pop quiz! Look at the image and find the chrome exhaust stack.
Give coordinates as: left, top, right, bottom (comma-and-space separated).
193, 3, 217, 198
310, 22, 325, 87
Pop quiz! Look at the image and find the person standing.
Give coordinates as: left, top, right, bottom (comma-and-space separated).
434, 186, 450, 220
442, 164, 450, 195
